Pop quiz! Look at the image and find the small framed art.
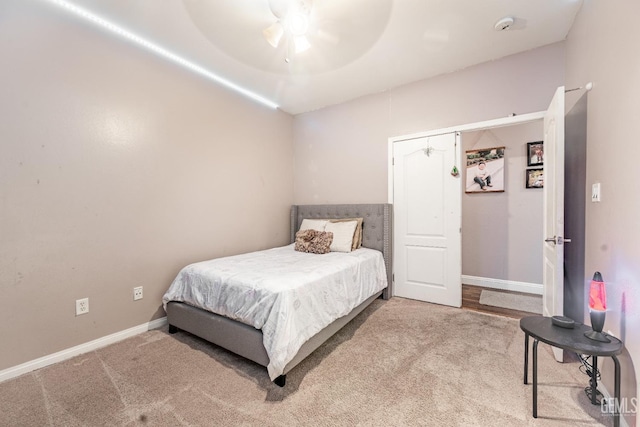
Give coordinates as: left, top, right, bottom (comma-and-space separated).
527, 141, 544, 167
526, 168, 544, 188
465, 146, 505, 193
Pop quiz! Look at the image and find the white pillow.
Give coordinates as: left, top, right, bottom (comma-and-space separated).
325, 220, 358, 253
299, 218, 328, 232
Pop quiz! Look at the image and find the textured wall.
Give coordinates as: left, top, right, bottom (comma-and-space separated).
565, 1, 639, 425
0, 2, 293, 370
293, 42, 565, 204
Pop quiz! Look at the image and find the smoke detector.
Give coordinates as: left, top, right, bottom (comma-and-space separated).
494, 16, 515, 31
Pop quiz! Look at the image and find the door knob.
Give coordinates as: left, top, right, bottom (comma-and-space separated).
545, 236, 572, 245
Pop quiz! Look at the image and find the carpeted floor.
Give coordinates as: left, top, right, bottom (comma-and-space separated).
0, 298, 615, 426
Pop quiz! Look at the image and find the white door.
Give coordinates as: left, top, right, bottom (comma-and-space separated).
393, 133, 461, 307
543, 86, 566, 362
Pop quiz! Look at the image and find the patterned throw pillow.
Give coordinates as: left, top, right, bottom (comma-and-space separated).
294, 229, 334, 254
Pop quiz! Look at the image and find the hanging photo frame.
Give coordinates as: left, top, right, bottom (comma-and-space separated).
526, 168, 544, 188
465, 146, 505, 193
527, 141, 544, 167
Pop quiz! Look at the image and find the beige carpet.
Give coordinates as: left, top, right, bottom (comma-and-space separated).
479, 289, 543, 314
0, 298, 615, 426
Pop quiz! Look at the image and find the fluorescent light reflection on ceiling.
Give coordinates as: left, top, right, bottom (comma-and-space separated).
41, 0, 279, 110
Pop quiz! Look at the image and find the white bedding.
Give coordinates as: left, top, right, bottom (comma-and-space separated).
162, 244, 387, 380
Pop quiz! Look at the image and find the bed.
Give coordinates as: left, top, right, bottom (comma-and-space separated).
163, 203, 392, 386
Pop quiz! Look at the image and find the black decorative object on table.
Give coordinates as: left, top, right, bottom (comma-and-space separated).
520, 316, 624, 427
551, 315, 575, 329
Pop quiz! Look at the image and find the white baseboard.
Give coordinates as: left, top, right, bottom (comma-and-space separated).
0, 316, 167, 384
462, 275, 543, 295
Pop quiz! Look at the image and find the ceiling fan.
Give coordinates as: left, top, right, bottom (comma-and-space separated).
182, 0, 391, 74
263, 0, 314, 62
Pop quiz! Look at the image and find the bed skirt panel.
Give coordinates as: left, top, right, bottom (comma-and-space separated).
166, 290, 382, 375
166, 301, 269, 366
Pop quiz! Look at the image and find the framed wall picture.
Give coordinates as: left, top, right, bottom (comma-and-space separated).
526, 168, 544, 188
465, 146, 505, 193
527, 141, 544, 166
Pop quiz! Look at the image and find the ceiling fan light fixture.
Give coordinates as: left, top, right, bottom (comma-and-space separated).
288, 12, 309, 36
263, 21, 284, 48
293, 35, 311, 53
265, 0, 314, 59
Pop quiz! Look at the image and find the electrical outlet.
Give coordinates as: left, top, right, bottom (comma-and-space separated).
76, 298, 89, 316
133, 286, 143, 301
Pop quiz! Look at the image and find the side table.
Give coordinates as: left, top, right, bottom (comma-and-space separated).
520, 316, 623, 427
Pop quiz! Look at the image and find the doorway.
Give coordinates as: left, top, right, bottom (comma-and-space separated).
389, 111, 547, 308
460, 121, 545, 297
390, 88, 585, 329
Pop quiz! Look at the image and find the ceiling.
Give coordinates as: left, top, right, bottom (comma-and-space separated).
56, 0, 583, 115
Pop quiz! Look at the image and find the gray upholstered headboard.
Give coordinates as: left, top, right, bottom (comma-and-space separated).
290, 204, 393, 299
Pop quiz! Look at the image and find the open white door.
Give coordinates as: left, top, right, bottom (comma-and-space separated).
543, 86, 566, 362
393, 133, 461, 307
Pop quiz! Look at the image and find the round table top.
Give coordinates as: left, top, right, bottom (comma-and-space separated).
520, 316, 623, 356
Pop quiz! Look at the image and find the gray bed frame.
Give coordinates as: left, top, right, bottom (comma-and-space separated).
166, 203, 393, 386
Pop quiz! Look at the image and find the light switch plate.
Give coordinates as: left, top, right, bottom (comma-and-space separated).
591, 183, 601, 202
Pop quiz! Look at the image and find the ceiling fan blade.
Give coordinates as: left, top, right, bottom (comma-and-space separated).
263, 21, 284, 48
293, 35, 311, 53
268, 0, 290, 19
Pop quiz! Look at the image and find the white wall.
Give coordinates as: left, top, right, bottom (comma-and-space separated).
0, 1, 293, 371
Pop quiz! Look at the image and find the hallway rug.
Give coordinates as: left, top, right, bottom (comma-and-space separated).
479, 289, 543, 314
